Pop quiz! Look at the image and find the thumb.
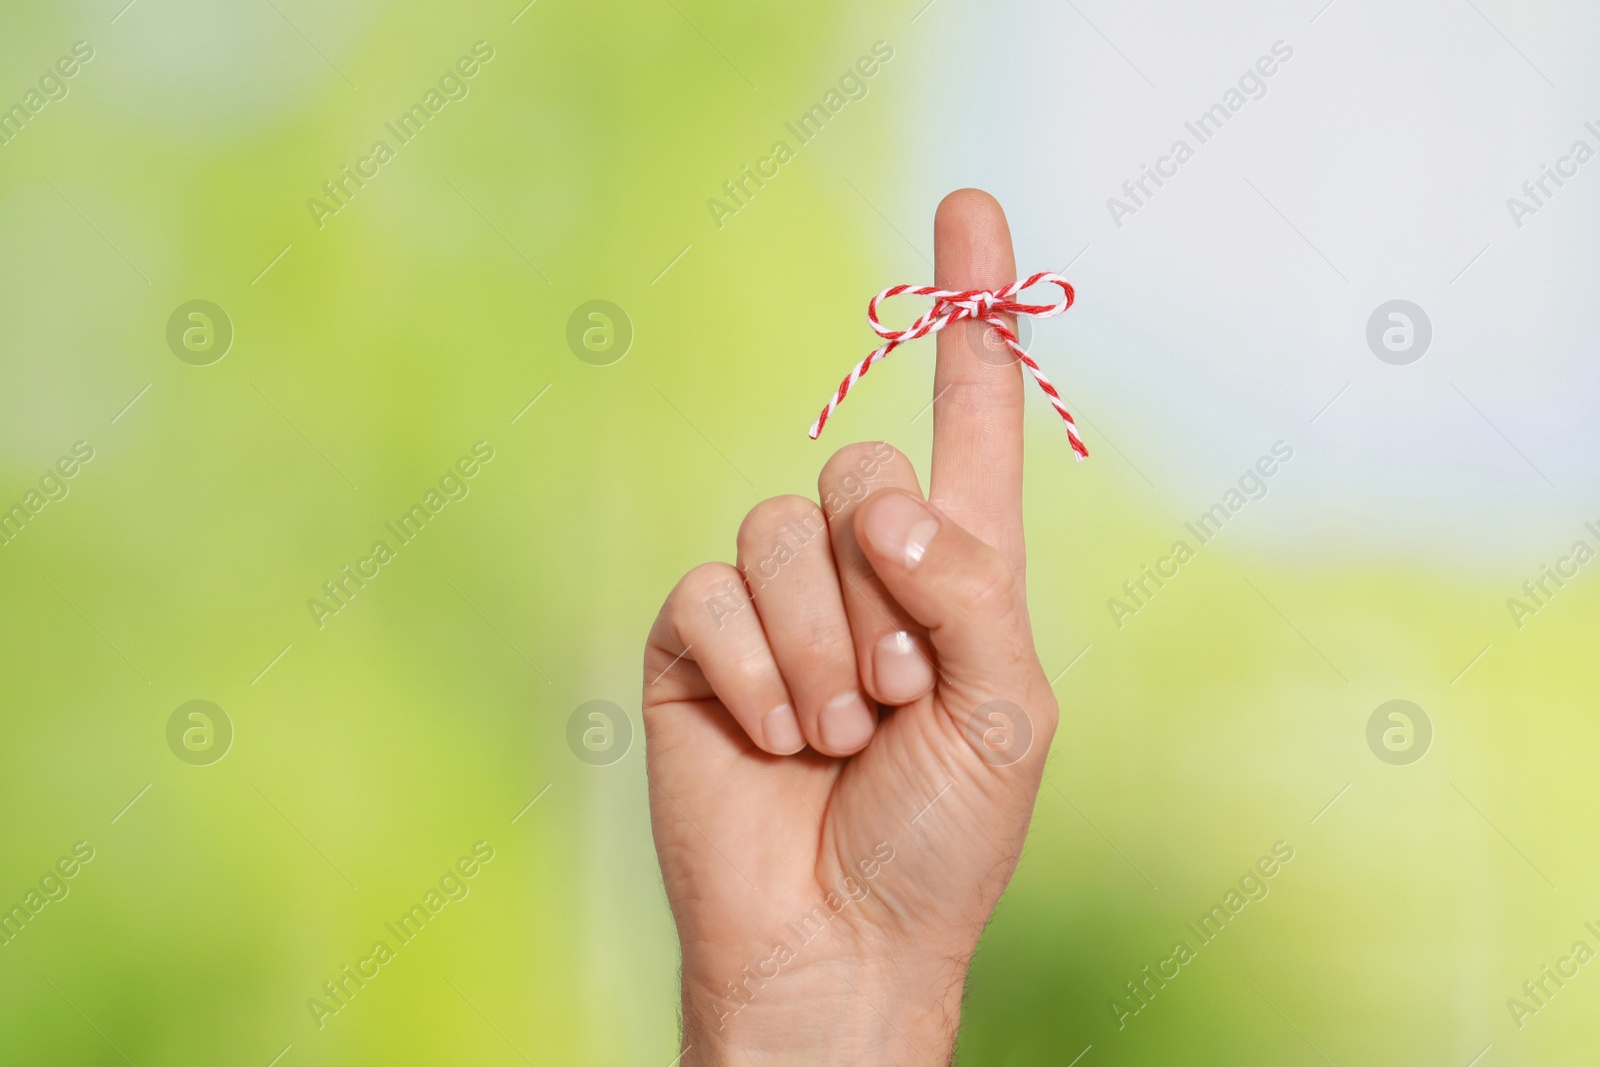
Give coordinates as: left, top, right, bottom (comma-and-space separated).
853, 489, 1052, 733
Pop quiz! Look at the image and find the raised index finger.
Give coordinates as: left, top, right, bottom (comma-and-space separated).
928, 188, 1026, 569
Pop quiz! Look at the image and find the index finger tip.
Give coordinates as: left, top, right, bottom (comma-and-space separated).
934, 189, 1016, 290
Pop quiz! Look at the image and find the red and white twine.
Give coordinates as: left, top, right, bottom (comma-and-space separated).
809, 272, 1086, 459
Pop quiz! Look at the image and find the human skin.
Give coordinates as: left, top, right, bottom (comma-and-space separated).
642, 189, 1059, 1065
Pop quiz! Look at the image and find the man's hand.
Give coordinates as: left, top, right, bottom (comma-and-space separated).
642, 190, 1059, 1065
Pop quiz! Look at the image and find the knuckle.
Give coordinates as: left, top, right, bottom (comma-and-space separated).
737, 495, 827, 576
819, 441, 908, 516
738, 494, 821, 544
934, 378, 1023, 417
791, 625, 858, 674
1037, 693, 1061, 734
670, 561, 746, 631
724, 646, 773, 688
821, 440, 898, 481
949, 547, 1019, 616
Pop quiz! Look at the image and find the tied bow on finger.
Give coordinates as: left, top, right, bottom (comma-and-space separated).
809, 271, 1086, 459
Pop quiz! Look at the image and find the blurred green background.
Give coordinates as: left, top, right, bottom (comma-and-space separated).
2, 0, 1597, 1063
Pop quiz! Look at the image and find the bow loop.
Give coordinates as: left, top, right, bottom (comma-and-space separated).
811, 271, 1087, 459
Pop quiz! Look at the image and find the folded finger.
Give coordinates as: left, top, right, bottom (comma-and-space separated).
856, 490, 1045, 703
738, 495, 873, 756
653, 562, 805, 755
818, 442, 938, 706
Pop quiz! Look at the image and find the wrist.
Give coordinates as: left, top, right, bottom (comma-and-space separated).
680, 950, 969, 1066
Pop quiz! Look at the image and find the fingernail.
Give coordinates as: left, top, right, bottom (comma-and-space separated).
819, 692, 876, 753
763, 704, 805, 755
863, 493, 940, 568
873, 631, 936, 703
